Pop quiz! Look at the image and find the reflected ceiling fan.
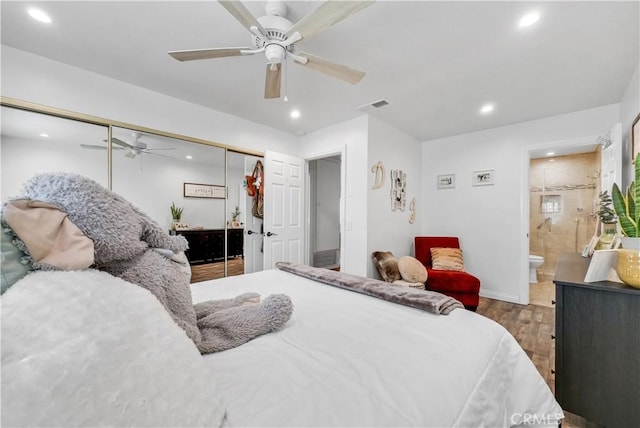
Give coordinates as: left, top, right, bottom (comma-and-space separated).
168, 0, 373, 99
80, 132, 176, 159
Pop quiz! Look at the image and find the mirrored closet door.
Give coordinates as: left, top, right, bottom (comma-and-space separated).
1, 106, 109, 199
226, 151, 265, 277
110, 126, 228, 283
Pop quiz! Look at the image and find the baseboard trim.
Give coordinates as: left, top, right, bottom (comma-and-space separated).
479, 289, 523, 304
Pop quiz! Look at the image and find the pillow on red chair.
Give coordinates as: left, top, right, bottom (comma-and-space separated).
430, 248, 465, 271
398, 256, 428, 283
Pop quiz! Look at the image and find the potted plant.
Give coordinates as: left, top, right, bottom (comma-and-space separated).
595, 190, 617, 250
612, 160, 639, 248
611, 159, 640, 288
170, 202, 184, 229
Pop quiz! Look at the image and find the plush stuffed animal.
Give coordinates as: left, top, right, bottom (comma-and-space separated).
1, 172, 293, 353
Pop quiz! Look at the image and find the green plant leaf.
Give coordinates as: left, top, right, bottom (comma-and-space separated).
613, 183, 637, 237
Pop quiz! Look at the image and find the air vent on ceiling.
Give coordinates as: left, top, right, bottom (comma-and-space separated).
357, 99, 391, 113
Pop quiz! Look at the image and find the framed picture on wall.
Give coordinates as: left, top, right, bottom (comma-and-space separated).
184, 182, 226, 198
472, 169, 495, 186
437, 174, 455, 189
632, 112, 640, 161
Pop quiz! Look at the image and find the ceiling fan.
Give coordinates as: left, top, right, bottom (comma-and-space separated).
168, 0, 373, 99
80, 132, 176, 159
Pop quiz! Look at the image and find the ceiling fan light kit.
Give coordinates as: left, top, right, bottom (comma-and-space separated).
169, 0, 372, 99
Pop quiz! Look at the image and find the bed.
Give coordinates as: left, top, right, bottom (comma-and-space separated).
2, 266, 563, 427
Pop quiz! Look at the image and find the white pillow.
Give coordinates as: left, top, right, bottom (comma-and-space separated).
1, 269, 226, 427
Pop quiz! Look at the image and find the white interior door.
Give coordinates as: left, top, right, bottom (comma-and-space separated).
244, 156, 264, 274
263, 150, 305, 269
601, 123, 622, 197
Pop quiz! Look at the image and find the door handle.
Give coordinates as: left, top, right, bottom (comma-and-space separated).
247, 230, 260, 235
266, 231, 278, 237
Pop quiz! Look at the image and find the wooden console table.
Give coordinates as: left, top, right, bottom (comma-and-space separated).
553, 252, 640, 427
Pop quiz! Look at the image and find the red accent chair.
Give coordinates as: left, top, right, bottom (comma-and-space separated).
414, 237, 480, 311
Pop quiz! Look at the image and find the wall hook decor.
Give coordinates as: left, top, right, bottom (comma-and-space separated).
391, 169, 406, 211
409, 198, 416, 224
371, 161, 385, 189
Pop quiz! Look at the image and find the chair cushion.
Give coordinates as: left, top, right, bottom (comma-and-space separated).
371, 251, 401, 282
414, 237, 460, 267
398, 256, 428, 283
430, 248, 465, 271
426, 269, 481, 294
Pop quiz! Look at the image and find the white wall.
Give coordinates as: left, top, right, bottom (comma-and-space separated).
299, 116, 369, 276
421, 104, 620, 303
1, 135, 108, 198
367, 116, 422, 279
620, 61, 640, 187
1, 46, 299, 156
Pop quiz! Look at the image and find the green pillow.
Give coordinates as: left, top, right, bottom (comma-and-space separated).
1, 227, 32, 294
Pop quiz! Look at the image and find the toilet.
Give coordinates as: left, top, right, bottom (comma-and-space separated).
529, 254, 544, 283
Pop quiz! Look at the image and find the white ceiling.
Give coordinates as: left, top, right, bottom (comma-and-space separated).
1, 1, 638, 142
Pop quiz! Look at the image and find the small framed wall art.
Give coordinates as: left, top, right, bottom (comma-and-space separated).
437, 174, 455, 189
184, 182, 226, 199
472, 170, 494, 186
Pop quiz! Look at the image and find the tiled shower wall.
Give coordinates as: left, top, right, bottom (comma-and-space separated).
529, 151, 601, 277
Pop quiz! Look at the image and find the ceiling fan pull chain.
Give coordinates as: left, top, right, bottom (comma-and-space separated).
283, 56, 288, 102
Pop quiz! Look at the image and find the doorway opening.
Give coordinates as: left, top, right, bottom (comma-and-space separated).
308, 155, 341, 270
522, 124, 620, 306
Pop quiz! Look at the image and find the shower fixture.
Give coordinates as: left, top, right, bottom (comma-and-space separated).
537, 217, 552, 231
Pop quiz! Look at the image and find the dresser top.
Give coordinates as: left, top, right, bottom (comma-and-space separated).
554, 253, 640, 296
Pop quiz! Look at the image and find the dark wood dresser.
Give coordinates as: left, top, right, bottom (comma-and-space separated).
553, 253, 640, 428
174, 229, 244, 265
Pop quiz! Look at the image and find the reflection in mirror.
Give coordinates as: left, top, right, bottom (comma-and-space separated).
228, 152, 265, 276
1, 106, 109, 199
110, 127, 227, 282
226, 152, 261, 277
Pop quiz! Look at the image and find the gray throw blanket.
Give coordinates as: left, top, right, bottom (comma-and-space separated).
276, 262, 463, 315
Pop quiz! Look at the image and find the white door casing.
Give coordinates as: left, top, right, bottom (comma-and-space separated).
263, 151, 305, 269
601, 123, 622, 198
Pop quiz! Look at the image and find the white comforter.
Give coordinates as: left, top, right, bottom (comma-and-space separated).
192, 269, 563, 427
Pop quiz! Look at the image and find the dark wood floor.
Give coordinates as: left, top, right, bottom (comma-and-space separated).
477, 297, 555, 391
476, 297, 598, 428
190, 258, 244, 283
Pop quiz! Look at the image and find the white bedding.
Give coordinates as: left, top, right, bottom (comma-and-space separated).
192, 269, 563, 427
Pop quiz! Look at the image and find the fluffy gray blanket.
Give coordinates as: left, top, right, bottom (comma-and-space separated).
276, 262, 463, 315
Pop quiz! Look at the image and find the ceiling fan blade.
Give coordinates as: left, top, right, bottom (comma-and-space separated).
104, 137, 132, 148
80, 144, 107, 150
145, 148, 177, 151
264, 63, 282, 99
218, 1, 267, 38
168, 47, 252, 62
82, 143, 124, 150
294, 52, 365, 84
287, 1, 373, 41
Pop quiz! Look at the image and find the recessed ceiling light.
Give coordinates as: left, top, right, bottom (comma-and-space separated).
480, 103, 495, 115
290, 109, 301, 119
185, 155, 193, 160
39, 133, 49, 138
27, 7, 53, 24
546, 151, 555, 156
518, 11, 540, 28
